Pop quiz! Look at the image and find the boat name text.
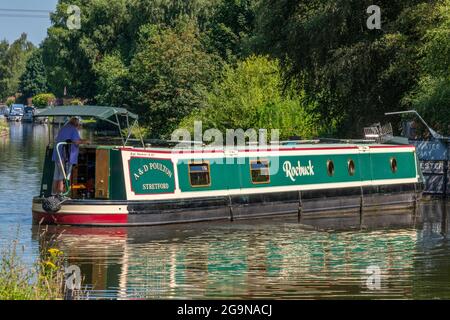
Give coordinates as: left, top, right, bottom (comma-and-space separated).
133, 161, 173, 181
283, 160, 315, 181
142, 183, 170, 190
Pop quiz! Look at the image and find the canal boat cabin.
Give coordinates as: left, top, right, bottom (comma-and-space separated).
32, 106, 423, 228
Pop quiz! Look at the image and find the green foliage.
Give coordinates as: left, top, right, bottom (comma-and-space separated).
0, 34, 34, 101
41, 27, 72, 98
42, 0, 222, 100
23, 0, 450, 139
0, 117, 8, 135
5, 98, 15, 107
0, 40, 9, 101
128, 22, 221, 137
420, 2, 450, 78
33, 93, 56, 108
0, 235, 65, 300
405, 77, 450, 133
206, 0, 256, 61
18, 49, 48, 99
126, 0, 220, 35
42, 0, 131, 98
40, 0, 235, 138
180, 56, 326, 140
121, 125, 150, 140
404, 0, 450, 133
69, 99, 83, 106
253, 0, 439, 137
93, 53, 128, 107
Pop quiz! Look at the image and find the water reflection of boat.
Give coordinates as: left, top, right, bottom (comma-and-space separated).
33, 212, 433, 299
32, 106, 423, 228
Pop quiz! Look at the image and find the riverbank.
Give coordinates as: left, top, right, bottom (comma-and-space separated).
0, 119, 8, 137
0, 228, 75, 300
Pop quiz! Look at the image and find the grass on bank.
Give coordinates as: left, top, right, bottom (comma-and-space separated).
0, 227, 84, 300
0, 118, 8, 136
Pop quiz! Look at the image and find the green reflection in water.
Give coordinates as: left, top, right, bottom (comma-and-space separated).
36, 220, 447, 299
2, 122, 448, 299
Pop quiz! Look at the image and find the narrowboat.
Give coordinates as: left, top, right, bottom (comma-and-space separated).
32, 106, 423, 227
7, 104, 24, 122
22, 105, 35, 123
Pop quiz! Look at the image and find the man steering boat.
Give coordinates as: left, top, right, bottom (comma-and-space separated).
52, 116, 89, 195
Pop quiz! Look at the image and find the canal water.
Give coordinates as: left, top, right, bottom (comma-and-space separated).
1, 122, 450, 299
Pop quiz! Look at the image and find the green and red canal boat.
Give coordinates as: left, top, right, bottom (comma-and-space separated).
32, 106, 423, 227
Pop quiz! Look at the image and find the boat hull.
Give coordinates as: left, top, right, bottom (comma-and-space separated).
32, 182, 422, 228
7, 115, 22, 122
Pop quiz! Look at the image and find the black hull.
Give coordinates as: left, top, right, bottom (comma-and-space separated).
33, 183, 422, 229
420, 160, 449, 196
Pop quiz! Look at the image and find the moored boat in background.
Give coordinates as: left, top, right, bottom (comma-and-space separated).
22, 105, 35, 123
369, 111, 450, 197
7, 104, 24, 122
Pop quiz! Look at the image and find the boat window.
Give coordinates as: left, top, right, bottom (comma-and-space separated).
348, 159, 355, 176
390, 157, 398, 173
250, 160, 270, 184
189, 162, 211, 187
327, 160, 335, 177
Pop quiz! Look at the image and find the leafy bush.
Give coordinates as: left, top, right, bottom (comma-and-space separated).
5, 97, 14, 107
405, 76, 450, 134
127, 22, 221, 137
69, 99, 83, 106
179, 56, 325, 141
403, 0, 450, 134
0, 118, 8, 134
32, 93, 55, 108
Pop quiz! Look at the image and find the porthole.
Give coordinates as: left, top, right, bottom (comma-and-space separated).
390, 157, 398, 173
348, 159, 355, 176
327, 160, 335, 177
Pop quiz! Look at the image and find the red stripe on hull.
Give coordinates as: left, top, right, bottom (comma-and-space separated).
33, 211, 128, 225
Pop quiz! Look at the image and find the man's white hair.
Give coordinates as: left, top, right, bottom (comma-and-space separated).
69, 117, 81, 126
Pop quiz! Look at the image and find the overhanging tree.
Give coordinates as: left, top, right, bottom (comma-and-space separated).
127, 22, 221, 137
0, 34, 34, 101
19, 49, 48, 100
254, 0, 439, 137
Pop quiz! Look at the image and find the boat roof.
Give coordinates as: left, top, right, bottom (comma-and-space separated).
116, 141, 414, 153
34, 105, 138, 120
